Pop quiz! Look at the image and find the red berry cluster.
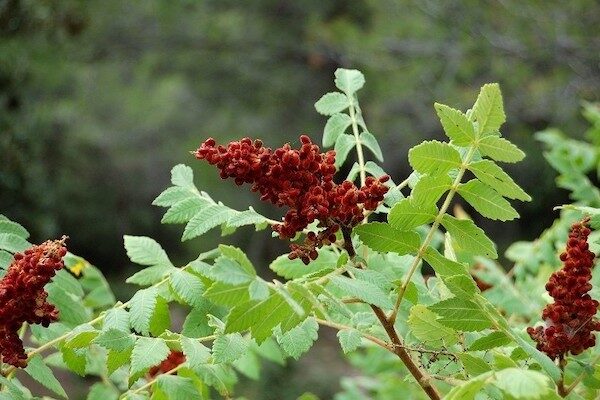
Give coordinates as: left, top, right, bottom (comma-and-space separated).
194, 135, 389, 263
0, 238, 67, 367
527, 219, 600, 359
148, 351, 186, 377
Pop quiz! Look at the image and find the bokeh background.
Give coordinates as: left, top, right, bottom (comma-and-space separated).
1, 1, 599, 398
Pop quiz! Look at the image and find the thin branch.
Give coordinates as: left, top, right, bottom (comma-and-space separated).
120, 364, 184, 399
388, 145, 478, 324
315, 318, 390, 350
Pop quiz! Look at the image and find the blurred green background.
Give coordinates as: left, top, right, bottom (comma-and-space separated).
1, 1, 599, 397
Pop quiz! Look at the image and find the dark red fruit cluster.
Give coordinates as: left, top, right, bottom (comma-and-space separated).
0, 238, 67, 367
148, 351, 186, 377
195, 135, 389, 263
527, 218, 600, 359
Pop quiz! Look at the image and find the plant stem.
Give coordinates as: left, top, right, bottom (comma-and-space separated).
564, 353, 600, 396
315, 318, 390, 350
388, 145, 477, 324
121, 364, 184, 399
347, 94, 366, 187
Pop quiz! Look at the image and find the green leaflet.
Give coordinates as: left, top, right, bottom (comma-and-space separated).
468, 159, 530, 201
388, 199, 436, 231
329, 275, 393, 309
205, 257, 254, 285
169, 269, 205, 307
478, 136, 525, 163
429, 297, 492, 331
334, 134, 356, 168
468, 331, 511, 351
441, 215, 497, 258
129, 286, 159, 335
212, 333, 249, 363
0, 219, 29, 239
444, 274, 480, 298
434, 103, 477, 146
472, 83, 506, 135
124, 235, 173, 267
337, 329, 362, 354
93, 329, 135, 352
458, 180, 519, 221
180, 336, 211, 370
269, 248, 336, 279
323, 113, 351, 147
130, 337, 170, 385
410, 174, 453, 206
408, 140, 462, 175
204, 282, 251, 306
25, 355, 68, 398
423, 247, 470, 277
154, 375, 201, 399
276, 317, 319, 360
354, 222, 420, 256
493, 368, 552, 399
182, 203, 235, 240
170, 164, 195, 190
152, 186, 196, 207
161, 197, 208, 224
408, 305, 459, 348
314, 92, 350, 115
0, 233, 30, 253
334, 68, 365, 94
219, 244, 256, 275
359, 131, 383, 162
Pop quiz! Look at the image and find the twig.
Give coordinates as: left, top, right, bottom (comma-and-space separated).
120, 364, 184, 399
315, 318, 390, 350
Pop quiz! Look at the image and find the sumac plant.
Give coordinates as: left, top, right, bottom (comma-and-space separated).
1, 69, 600, 400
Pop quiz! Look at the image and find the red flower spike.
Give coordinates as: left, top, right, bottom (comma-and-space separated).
527, 218, 600, 359
0, 237, 67, 367
195, 136, 389, 263
148, 351, 186, 377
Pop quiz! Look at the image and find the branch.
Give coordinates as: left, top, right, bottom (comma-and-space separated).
120, 364, 184, 399
315, 318, 390, 350
388, 145, 477, 324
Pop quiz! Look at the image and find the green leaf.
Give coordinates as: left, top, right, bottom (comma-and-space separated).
468, 160, 530, 201
182, 307, 212, 338
24, 355, 67, 398
329, 276, 393, 309
334, 68, 365, 94
124, 236, 172, 267
458, 180, 519, 221
315, 92, 350, 115
410, 174, 453, 206
0, 250, 12, 270
152, 186, 195, 208
445, 376, 488, 400
66, 327, 99, 348
149, 295, 171, 336
494, 368, 551, 399
129, 286, 159, 335
106, 348, 132, 376
388, 199, 436, 231
429, 298, 492, 331
94, 329, 135, 352
218, 244, 256, 275
225, 294, 293, 343
359, 131, 383, 162
0, 233, 30, 253
206, 257, 255, 285
154, 375, 200, 399
354, 222, 420, 255
47, 284, 91, 325
205, 282, 251, 306
170, 269, 205, 307
130, 337, 170, 384
459, 353, 491, 375
434, 103, 477, 145
248, 279, 270, 300
408, 141, 462, 175
180, 336, 210, 370
276, 317, 319, 360
478, 136, 525, 163
87, 383, 119, 400
337, 329, 362, 354
334, 134, 356, 168
269, 249, 336, 279
171, 164, 195, 190
161, 197, 208, 224
0, 220, 29, 239
505, 329, 561, 381
423, 247, 470, 277
103, 308, 130, 332
182, 204, 234, 240
472, 83, 505, 134
212, 333, 249, 363
323, 113, 352, 147
444, 274, 479, 298
468, 331, 511, 351
126, 264, 174, 286
441, 215, 497, 258
53, 269, 84, 297
408, 305, 459, 347
226, 207, 268, 228
61, 347, 87, 376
